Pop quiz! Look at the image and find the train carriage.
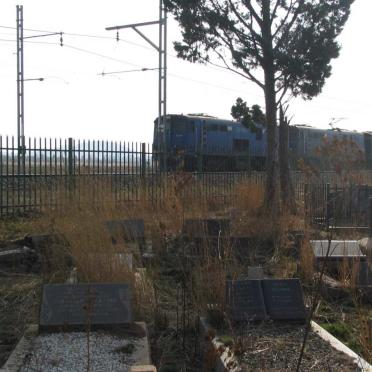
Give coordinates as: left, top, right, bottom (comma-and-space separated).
153, 114, 371, 171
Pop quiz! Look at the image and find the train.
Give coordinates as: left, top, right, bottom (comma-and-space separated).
153, 114, 372, 171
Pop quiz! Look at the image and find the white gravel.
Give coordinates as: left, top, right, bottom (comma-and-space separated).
20, 332, 136, 372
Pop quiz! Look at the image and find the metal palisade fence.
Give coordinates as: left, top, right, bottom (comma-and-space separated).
0, 135, 260, 216
1, 134, 372, 226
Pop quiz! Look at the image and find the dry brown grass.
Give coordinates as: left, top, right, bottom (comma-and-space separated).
299, 234, 315, 283
233, 182, 264, 211
31, 175, 310, 325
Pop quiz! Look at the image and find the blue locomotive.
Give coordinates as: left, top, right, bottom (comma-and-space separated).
153, 114, 372, 171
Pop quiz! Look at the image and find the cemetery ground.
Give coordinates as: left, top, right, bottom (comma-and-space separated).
0, 178, 371, 371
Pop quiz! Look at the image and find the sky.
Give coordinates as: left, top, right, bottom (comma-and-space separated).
0, 0, 371, 143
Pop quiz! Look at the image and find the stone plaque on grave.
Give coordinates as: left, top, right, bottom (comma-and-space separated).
183, 218, 230, 238
40, 283, 132, 330
226, 279, 266, 321
106, 219, 145, 244
261, 279, 306, 321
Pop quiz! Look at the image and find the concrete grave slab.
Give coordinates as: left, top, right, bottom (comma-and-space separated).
311, 240, 366, 260
1, 322, 152, 372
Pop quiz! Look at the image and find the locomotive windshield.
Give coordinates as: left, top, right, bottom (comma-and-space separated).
171, 116, 194, 134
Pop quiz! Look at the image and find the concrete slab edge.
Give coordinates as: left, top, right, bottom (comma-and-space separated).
311, 321, 372, 372
0, 324, 39, 372
199, 317, 241, 372
132, 321, 152, 366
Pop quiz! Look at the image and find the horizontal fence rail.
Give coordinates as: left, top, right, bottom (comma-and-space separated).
2, 135, 372, 227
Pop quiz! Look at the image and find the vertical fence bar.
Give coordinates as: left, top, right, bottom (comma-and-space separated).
325, 183, 331, 231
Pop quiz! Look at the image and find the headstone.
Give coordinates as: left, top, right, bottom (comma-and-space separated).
183, 218, 230, 238
40, 283, 132, 330
310, 240, 366, 261
247, 266, 264, 279
226, 279, 266, 322
106, 219, 145, 245
261, 279, 306, 321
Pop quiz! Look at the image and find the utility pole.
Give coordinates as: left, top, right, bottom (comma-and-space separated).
16, 5, 25, 170
16, 5, 62, 174
106, 0, 167, 170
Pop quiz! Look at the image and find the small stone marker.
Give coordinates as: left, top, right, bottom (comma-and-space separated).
183, 218, 230, 238
226, 279, 266, 321
261, 279, 306, 321
247, 266, 264, 279
106, 219, 145, 244
40, 283, 132, 330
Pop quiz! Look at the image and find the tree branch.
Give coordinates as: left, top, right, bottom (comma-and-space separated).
207, 49, 264, 89
271, 0, 282, 24
272, 0, 295, 39
242, 0, 263, 27
274, 0, 305, 51
276, 84, 290, 106
219, 28, 265, 88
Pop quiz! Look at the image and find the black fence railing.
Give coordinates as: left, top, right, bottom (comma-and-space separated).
306, 183, 372, 229
2, 135, 372, 228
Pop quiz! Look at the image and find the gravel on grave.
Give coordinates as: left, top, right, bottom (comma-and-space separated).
233, 323, 361, 371
20, 331, 136, 372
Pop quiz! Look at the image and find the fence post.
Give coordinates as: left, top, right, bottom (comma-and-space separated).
325, 183, 331, 231
141, 142, 146, 177
369, 197, 372, 237
68, 138, 74, 196
197, 152, 203, 172
304, 183, 308, 224
68, 138, 74, 176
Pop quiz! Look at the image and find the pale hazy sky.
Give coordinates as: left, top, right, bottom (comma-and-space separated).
0, 0, 370, 143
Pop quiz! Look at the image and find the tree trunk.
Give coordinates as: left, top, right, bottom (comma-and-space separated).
261, 0, 279, 215
279, 106, 296, 214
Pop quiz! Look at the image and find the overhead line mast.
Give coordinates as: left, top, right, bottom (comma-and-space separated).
16, 5, 62, 174
106, 0, 167, 169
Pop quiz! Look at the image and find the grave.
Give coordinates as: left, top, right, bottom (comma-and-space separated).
310, 240, 368, 285
226, 279, 266, 322
310, 240, 366, 262
40, 283, 132, 331
261, 279, 306, 321
226, 278, 306, 322
183, 218, 230, 238
106, 219, 145, 245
